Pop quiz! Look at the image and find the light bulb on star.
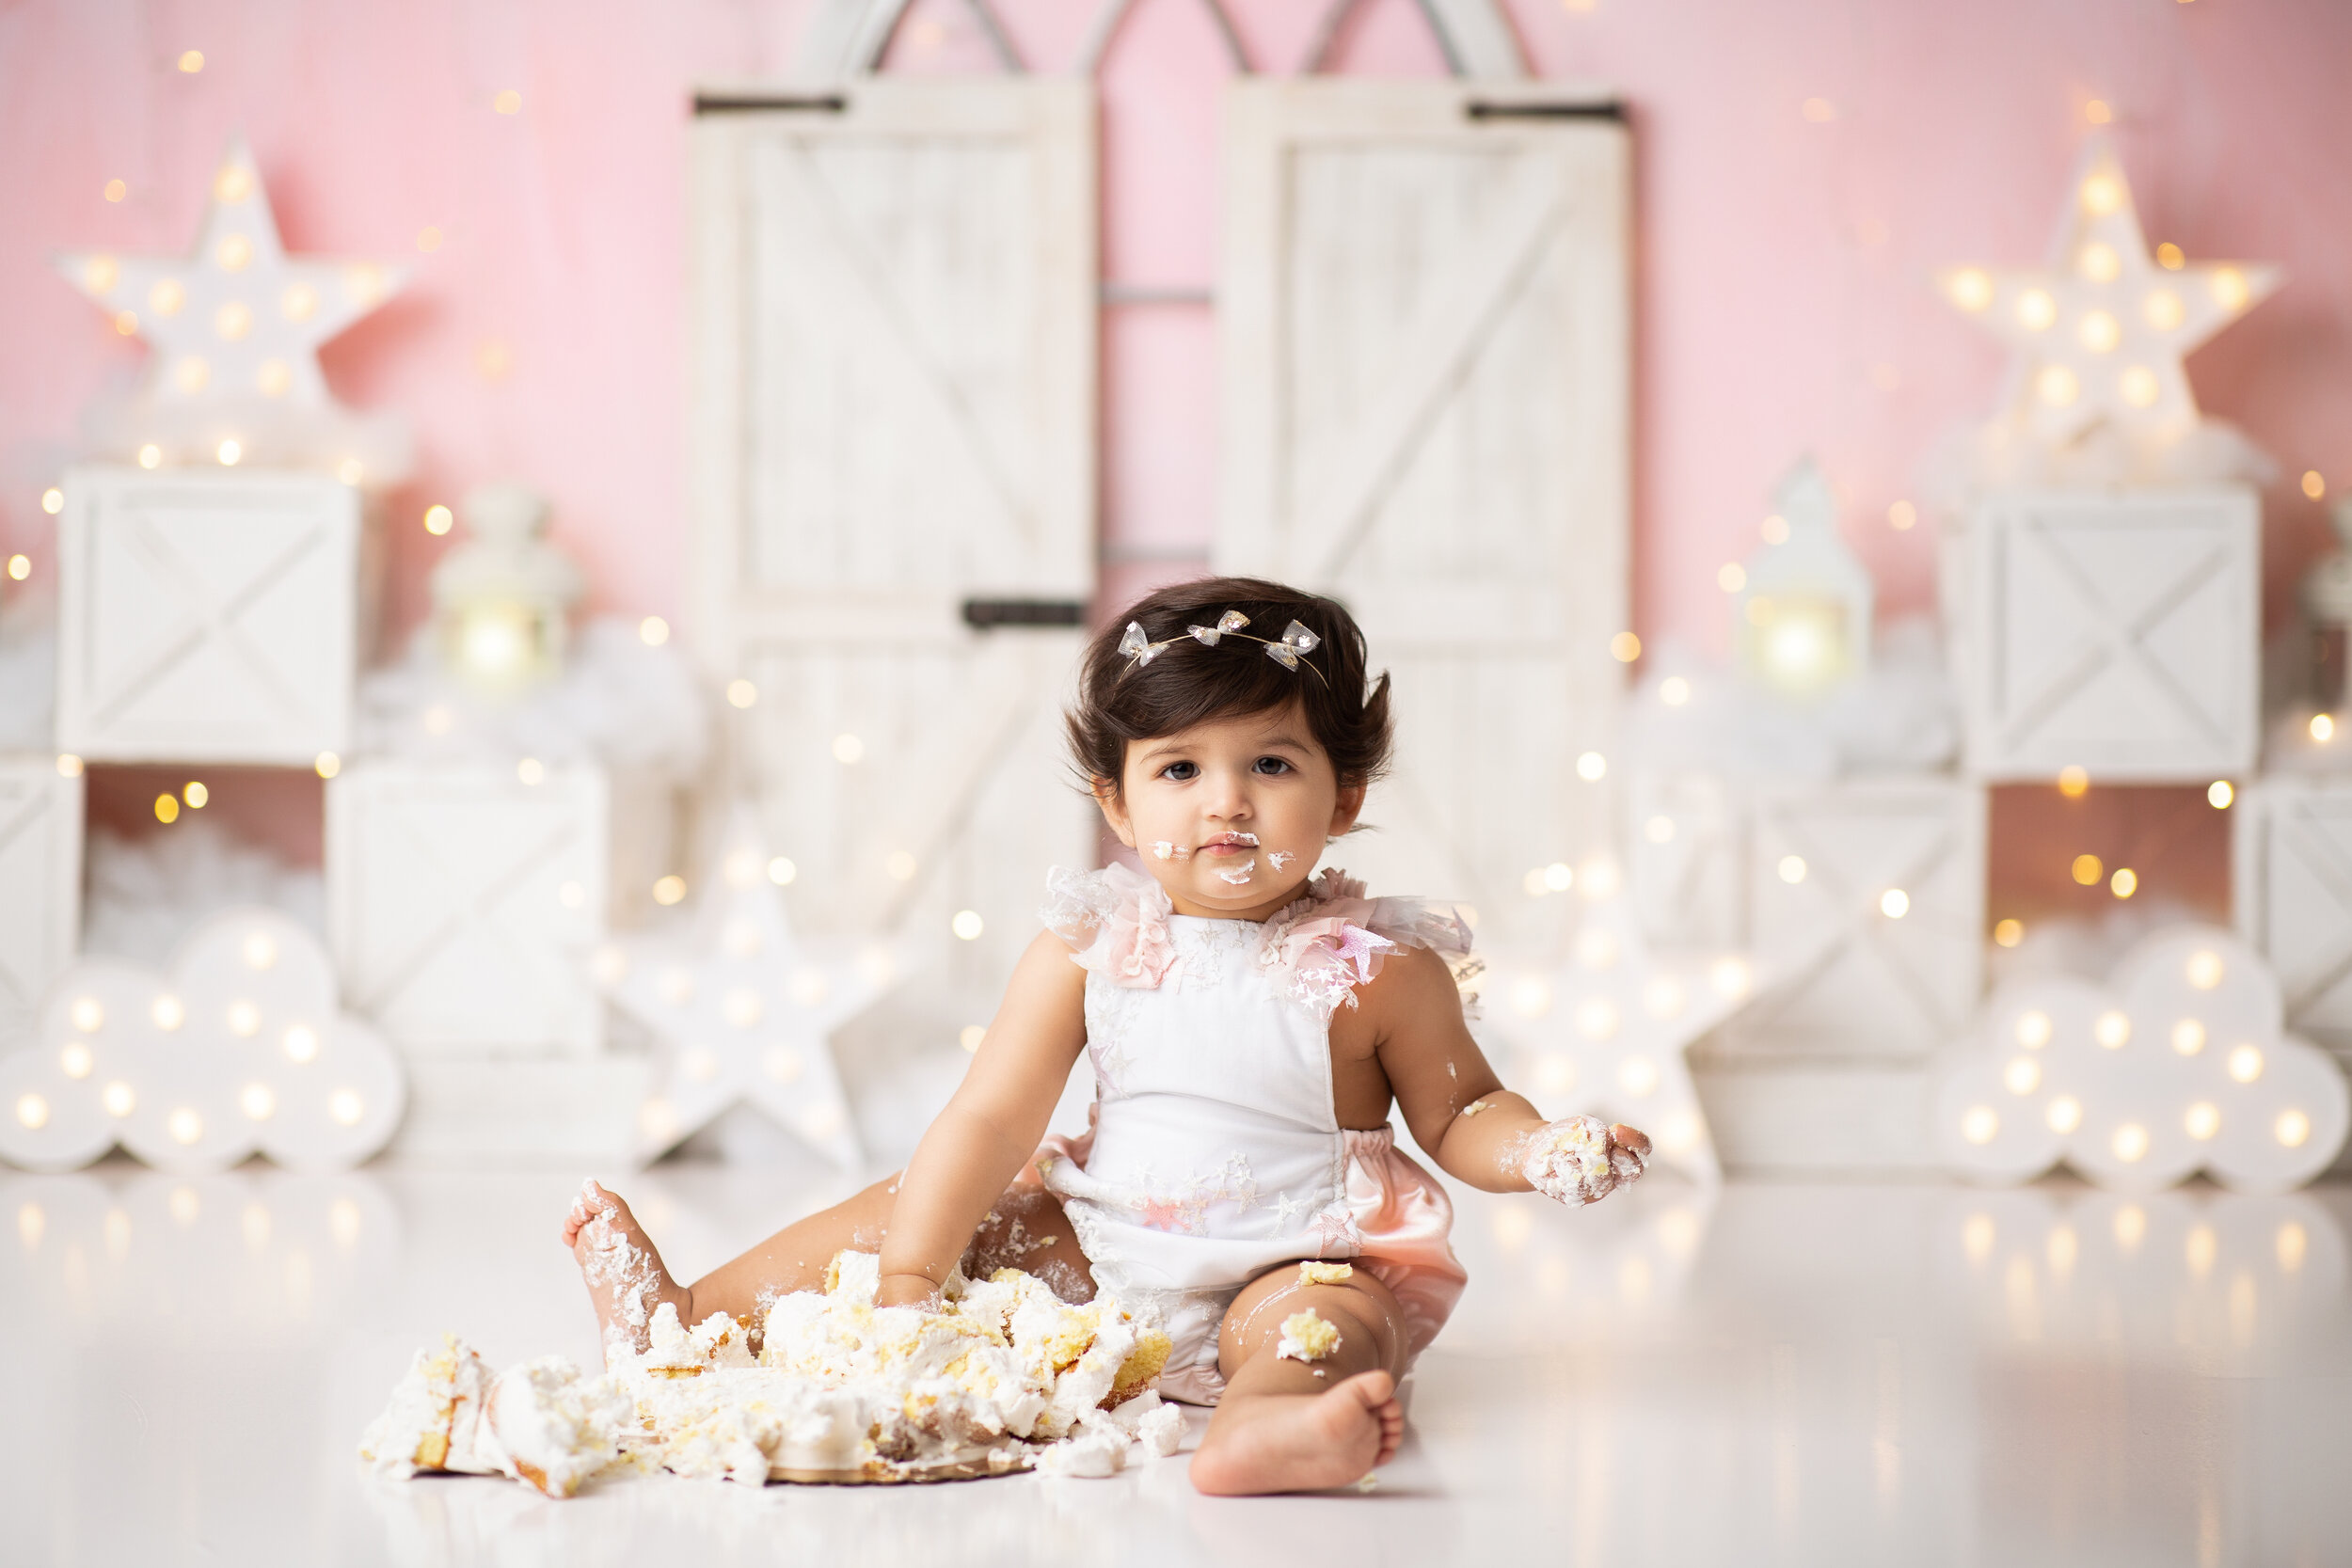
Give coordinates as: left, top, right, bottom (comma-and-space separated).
1486, 866, 1758, 1183
593, 809, 876, 1167
1936, 134, 2278, 451
53, 135, 411, 478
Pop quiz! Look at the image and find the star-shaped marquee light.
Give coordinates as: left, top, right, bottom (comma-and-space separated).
56, 135, 410, 478
1486, 860, 1758, 1184
1937, 134, 2278, 451
595, 814, 882, 1169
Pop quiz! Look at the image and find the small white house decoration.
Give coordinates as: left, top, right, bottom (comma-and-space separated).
326, 761, 609, 1057
2233, 779, 2352, 1055
1723, 776, 1986, 1059
596, 813, 873, 1169
1935, 927, 2349, 1194
54, 465, 363, 765
1732, 459, 1873, 702
429, 484, 585, 696
1955, 485, 2258, 781
0, 758, 84, 1043
0, 908, 405, 1175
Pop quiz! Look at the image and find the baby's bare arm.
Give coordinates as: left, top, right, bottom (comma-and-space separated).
875, 930, 1088, 1305
1364, 948, 1548, 1193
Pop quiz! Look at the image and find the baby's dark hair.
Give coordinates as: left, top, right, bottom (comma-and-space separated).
1067, 576, 1392, 793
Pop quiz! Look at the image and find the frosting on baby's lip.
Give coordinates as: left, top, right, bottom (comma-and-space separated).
1199, 832, 1260, 853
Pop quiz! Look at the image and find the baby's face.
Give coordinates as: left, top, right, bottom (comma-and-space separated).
1096, 703, 1364, 919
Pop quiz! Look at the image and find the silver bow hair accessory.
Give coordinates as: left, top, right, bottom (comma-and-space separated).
1120, 621, 1173, 667
1120, 610, 1326, 683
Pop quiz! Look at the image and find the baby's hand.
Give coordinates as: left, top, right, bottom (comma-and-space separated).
1519, 1116, 1652, 1206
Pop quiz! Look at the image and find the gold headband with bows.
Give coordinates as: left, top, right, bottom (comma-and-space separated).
1120, 610, 1326, 683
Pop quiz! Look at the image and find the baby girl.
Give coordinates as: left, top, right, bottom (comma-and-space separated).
562, 576, 1650, 1496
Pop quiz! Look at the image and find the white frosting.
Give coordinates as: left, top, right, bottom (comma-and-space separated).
360, 1258, 1182, 1493
358, 1335, 500, 1478
1519, 1115, 1645, 1206
486, 1356, 635, 1497
1275, 1307, 1340, 1363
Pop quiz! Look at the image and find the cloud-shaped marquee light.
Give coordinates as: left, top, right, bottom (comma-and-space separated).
1936, 926, 2347, 1194
0, 909, 405, 1174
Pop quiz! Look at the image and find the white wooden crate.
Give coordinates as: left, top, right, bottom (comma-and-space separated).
326, 761, 608, 1057
0, 757, 82, 1043
386, 1058, 652, 1165
1629, 768, 1746, 951
1718, 775, 1986, 1060
2234, 778, 2352, 1059
1956, 486, 2258, 782
56, 465, 362, 765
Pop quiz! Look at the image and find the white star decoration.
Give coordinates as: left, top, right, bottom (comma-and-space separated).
596, 815, 879, 1169
1488, 877, 1756, 1183
1937, 134, 2278, 451
55, 135, 410, 477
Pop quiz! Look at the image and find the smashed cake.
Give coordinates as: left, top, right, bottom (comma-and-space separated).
361, 1251, 1181, 1495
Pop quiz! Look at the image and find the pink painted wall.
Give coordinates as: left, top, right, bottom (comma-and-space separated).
3, 0, 2346, 677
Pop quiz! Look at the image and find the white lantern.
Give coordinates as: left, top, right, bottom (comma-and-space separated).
429, 484, 583, 694
1732, 458, 1874, 702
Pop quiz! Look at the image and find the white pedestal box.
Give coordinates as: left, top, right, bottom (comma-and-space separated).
0, 757, 83, 1042
1629, 768, 1746, 951
326, 761, 608, 1058
1717, 775, 1987, 1059
56, 466, 366, 765
2234, 779, 2352, 1062
384, 1057, 652, 1165
1955, 485, 2258, 783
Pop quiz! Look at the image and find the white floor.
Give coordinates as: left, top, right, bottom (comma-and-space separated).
3, 1160, 2345, 1567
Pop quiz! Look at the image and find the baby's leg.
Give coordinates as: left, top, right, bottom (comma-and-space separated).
559, 1169, 1093, 1360
1188, 1264, 1411, 1497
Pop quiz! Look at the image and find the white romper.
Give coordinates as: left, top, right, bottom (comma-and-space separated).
1036, 862, 1473, 1405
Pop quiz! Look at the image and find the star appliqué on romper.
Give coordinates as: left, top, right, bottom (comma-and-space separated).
1272, 1192, 1304, 1225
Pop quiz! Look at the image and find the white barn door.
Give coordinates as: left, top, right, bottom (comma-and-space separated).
691, 81, 1097, 1051
1218, 82, 1631, 957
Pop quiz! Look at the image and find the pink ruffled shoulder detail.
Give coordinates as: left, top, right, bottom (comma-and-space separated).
1041, 861, 1178, 990
1258, 869, 1473, 1022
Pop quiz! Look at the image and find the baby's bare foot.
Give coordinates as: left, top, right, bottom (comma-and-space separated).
562, 1179, 690, 1364
1189, 1370, 1404, 1496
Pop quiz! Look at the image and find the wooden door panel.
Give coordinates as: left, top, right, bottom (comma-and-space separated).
693, 80, 1096, 1046
1220, 81, 1630, 957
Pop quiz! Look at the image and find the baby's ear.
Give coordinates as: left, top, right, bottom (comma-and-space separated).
1089, 776, 1136, 846
1327, 779, 1368, 837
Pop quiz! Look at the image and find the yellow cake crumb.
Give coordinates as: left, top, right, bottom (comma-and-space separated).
1297, 1260, 1354, 1287
1109, 1326, 1173, 1404
1276, 1308, 1341, 1363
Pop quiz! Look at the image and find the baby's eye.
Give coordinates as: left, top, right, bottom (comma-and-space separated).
1159, 760, 1200, 782
1252, 756, 1293, 776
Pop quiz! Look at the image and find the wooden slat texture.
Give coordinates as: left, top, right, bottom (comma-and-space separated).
1218, 80, 1629, 958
